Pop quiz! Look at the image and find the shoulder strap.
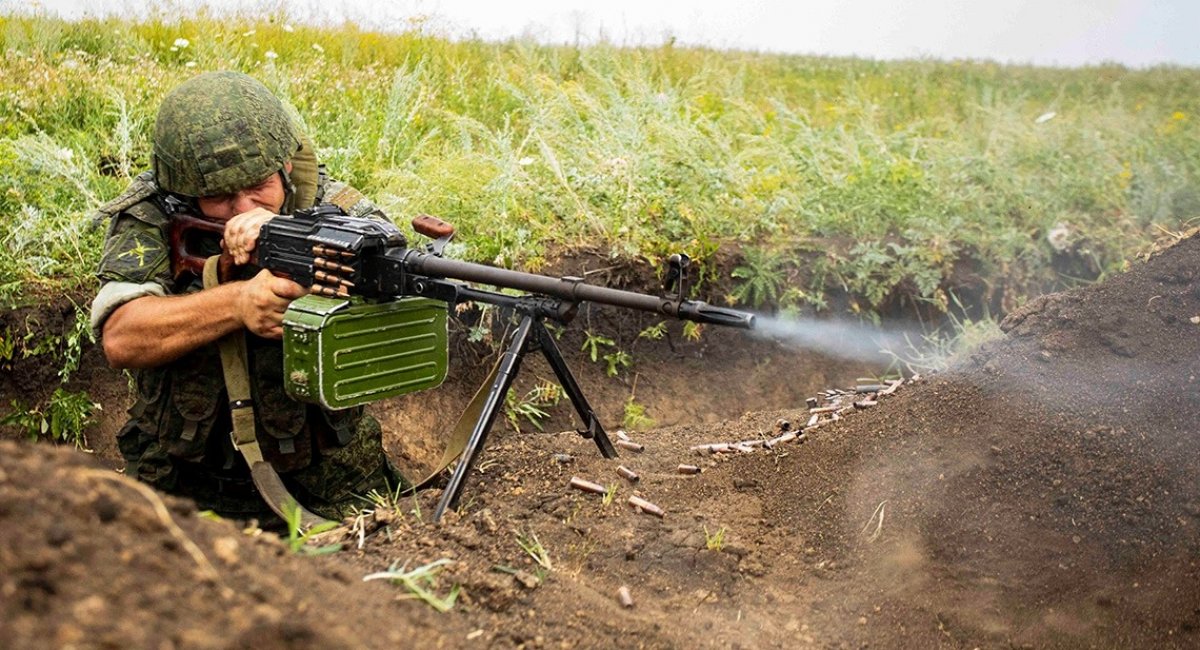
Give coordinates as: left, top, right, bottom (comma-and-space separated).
202, 255, 331, 528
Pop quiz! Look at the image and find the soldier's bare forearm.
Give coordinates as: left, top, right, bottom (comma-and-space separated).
101, 283, 246, 369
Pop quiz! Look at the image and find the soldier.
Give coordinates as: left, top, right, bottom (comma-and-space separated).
90, 71, 404, 523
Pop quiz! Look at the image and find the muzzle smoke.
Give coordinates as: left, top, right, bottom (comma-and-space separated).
751, 315, 918, 364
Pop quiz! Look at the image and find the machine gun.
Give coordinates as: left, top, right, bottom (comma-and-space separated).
171, 205, 755, 520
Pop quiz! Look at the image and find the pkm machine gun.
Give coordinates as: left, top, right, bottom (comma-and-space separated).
177, 205, 756, 520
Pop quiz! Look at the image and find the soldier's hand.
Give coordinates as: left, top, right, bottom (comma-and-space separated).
222, 208, 278, 266
236, 268, 308, 339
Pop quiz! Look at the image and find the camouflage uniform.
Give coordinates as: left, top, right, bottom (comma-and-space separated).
90, 72, 403, 520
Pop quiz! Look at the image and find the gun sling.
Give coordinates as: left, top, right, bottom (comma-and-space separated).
202, 255, 332, 529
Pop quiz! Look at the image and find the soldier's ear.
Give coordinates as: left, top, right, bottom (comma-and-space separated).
284, 161, 293, 174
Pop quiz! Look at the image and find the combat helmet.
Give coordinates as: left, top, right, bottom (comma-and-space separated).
153, 71, 301, 206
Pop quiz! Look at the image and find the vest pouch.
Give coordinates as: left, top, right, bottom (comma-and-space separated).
129, 365, 167, 422
317, 404, 364, 450
250, 343, 313, 473
164, 349, 224, 461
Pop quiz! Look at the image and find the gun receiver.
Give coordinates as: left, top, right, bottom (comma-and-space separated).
253, 205, 755, 329
170, 205, 756, 520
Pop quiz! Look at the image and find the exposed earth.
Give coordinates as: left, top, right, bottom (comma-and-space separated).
2, 234, 1199, 649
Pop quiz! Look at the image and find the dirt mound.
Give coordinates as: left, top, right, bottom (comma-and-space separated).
0, 440, 466, 649
2, 235, 1197, 649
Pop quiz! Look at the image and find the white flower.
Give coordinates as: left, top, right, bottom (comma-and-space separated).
1035, 111, 1057, 124
283, 24, 294, 33
265, 50, 278, 59
518, 156, 534, 166
312, 43, 325, 53
185, 61, 197, 68
173, 38, 189, 48
1047, 222, 1071, 252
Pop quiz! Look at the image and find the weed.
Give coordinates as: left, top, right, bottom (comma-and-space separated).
516, 530, 553, 572
2, 388, 99, 450
504, 379, 562, 432
602, 350, 632, 377
622, 396, 656, 431
704, 525, 728, 551
580, 331, 615, 363
362, 559, 461, 612
731, 247, 787, 308
682, 321, 704, 342
637, 322, 667, 341
282, 501, 343, 556
602, 483, 619, 506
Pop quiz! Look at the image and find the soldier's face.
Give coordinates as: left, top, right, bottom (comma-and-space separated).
197, 162, 291, 221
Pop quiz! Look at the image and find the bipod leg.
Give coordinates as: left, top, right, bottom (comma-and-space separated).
533, 321, 617, 459
433, 315, 535, 522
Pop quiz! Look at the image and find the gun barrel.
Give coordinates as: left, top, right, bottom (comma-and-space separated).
407, 254, 755, 329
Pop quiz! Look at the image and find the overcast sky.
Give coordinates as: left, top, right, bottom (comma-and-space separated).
16, 0, 1199, 67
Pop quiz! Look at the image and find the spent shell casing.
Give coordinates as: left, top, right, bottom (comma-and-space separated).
806, 414, 820, 428
690, 443, 731, 455
568, 476, 608, 495
855, 384, 885, 394
771, 431, 798, 445
617, 585, 634, 608
615, 430, 631, 442
615, 440, 644, 453
628, 495, 665, 518
853, 400, 878, 409
732, 443, 756, 453
616, 465, 639, 483
805, 397, 818, 409
809, 406, 837, 414
676, 464, 701, 475
879, 380, 903, 396
776, 418, 792, 432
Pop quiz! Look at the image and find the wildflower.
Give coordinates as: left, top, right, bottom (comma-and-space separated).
265, 50, 278, 60
1035, 111, 1057, 124
283, 23, 294, 33
1172, 111, 1186, 121
1047, 223, 1071, 252
174, 38, 190, 48
312, 43, 325, 53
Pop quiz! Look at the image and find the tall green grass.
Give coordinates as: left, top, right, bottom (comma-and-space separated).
1, 11, 1197, 315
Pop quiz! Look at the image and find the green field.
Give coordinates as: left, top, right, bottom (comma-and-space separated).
1, 11, 1198, 317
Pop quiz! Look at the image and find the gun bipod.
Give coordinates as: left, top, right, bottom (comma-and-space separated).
432, 312, 618, 522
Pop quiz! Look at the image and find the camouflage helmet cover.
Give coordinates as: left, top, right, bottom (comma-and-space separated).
153, 71, 301, 197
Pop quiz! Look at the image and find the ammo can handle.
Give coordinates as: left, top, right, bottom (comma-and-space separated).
412, 214, 454, 240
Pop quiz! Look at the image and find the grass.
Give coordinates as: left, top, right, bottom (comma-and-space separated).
704, 524, 728, 551
1, 9, 1196, 317
362, 558, 461, 612
282, 500, 344, 555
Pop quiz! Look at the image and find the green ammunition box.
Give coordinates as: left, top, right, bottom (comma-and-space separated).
282, 295, 448, 409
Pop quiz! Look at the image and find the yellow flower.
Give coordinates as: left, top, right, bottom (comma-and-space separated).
1172, 111, 1186, 121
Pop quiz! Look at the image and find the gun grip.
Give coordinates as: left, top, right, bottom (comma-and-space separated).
412, 214, 454, 240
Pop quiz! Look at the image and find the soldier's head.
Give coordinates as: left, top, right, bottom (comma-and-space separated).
152, 71, 301, 220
